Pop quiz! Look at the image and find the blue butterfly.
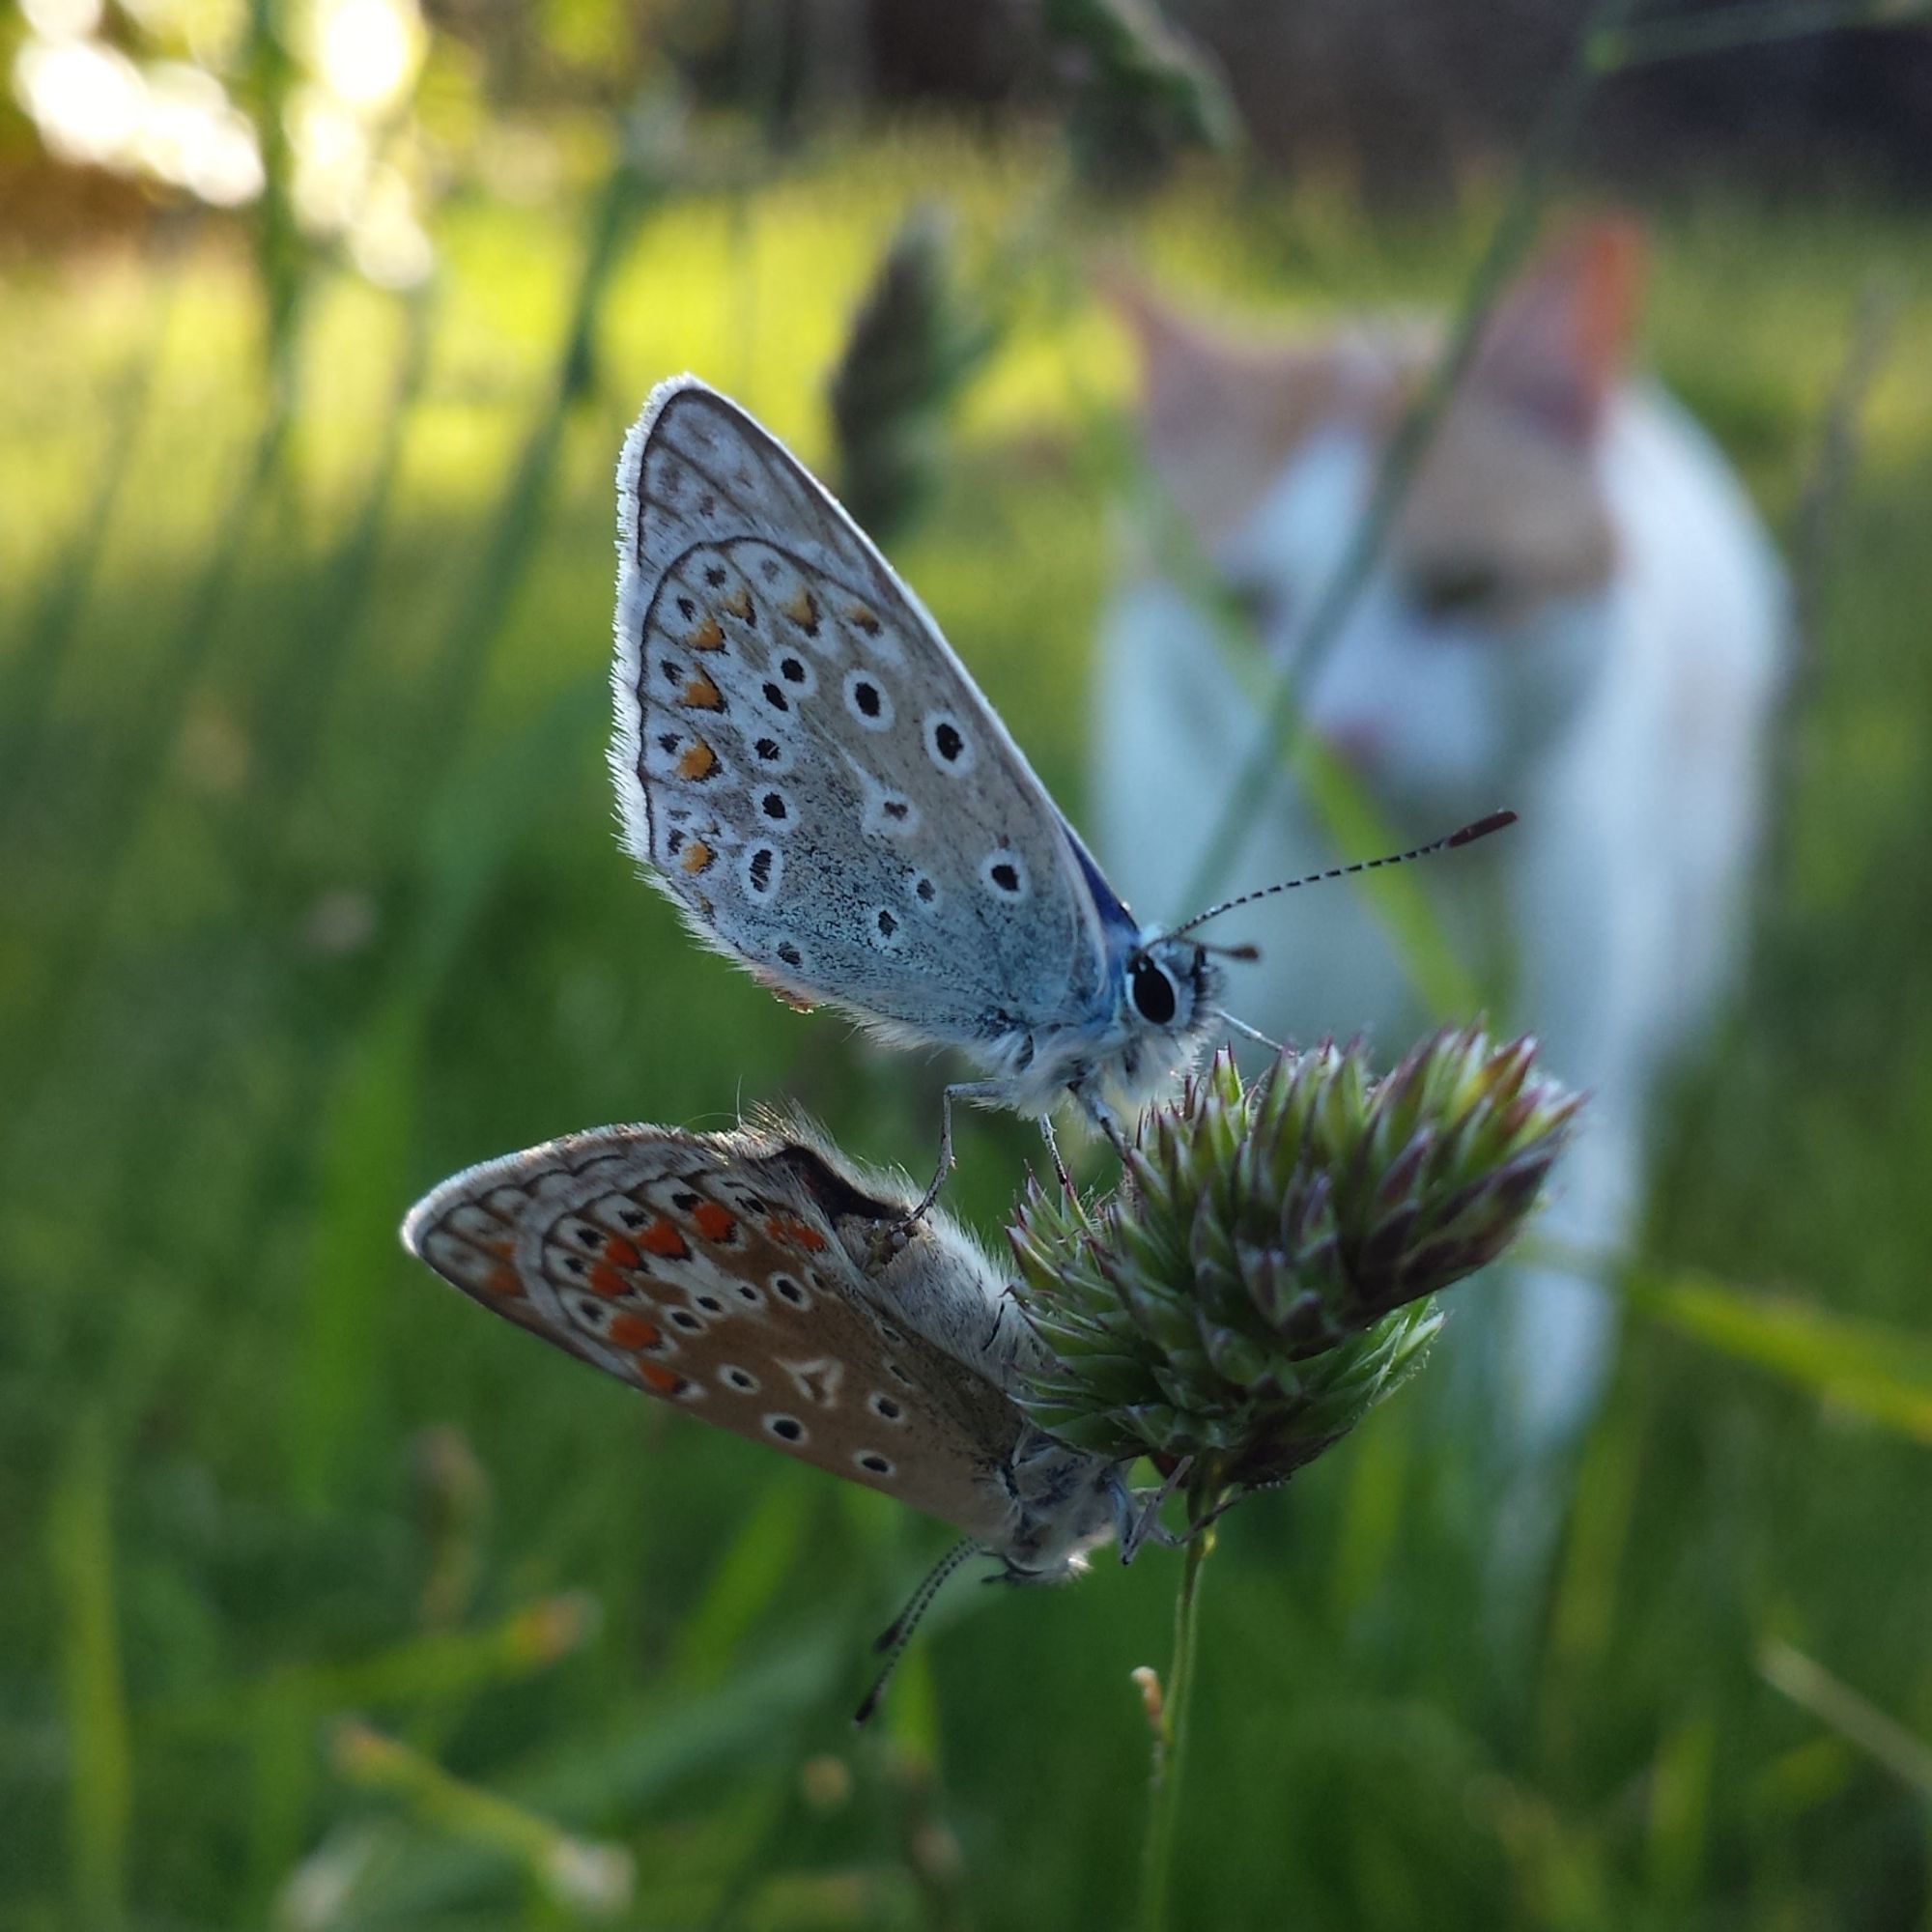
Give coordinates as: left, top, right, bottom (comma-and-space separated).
611, 376, 1507, 1202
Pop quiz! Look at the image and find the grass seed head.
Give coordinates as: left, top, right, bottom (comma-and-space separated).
1011, 1026, 1580, 1494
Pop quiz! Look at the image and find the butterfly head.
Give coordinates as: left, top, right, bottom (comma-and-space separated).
1086, 931, 1232, 1115
996, 1434, 1128, 1582
1123, 934, 1223, 1042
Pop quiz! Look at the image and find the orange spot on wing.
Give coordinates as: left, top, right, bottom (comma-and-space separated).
721, 585, 753, 621
638, 1359, 683, 1396
689, 615, 724, 651
484, 1264, 524, 1297
680, 839, 714, 875
766, 1213, 828, 1253
749, 966, 814, 1012
676, 740, 718, 782
680, 671, 724, 710
609, 1312, 663, 1350
639, 1217, 690, 1261
781, 587, 819, 632
693, 1201, 736, 1241
846, 602, 881, 636
586, 1264, 631, 1298
603, 1235, 642, 1269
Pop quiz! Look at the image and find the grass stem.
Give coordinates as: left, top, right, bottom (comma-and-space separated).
1136, 1479, 1219, 1932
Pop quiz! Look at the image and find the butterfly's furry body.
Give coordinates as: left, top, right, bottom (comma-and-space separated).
404, 1117, 1123, 1581
611, 378, 1224, 1160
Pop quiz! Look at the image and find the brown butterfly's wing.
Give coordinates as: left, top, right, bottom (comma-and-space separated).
401, 1122, 1027, 1545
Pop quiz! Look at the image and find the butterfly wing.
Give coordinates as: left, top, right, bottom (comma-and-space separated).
402, 1122, 1031, 1544
611, 378, 1133, 1053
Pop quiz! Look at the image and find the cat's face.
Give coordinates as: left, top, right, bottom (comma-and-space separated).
1215, 383, 1619, 820
1118, 221, 1643, 824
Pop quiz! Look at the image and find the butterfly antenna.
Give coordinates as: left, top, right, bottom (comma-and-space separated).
1168, 809, 1518, 940
1213, 1009, 1285, 1054
854, 1539, 978, 1728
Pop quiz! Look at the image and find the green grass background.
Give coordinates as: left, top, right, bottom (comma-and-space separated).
4, 135, 1932, 1927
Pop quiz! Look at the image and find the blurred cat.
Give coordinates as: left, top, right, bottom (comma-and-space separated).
1092, 221, 1789, 1478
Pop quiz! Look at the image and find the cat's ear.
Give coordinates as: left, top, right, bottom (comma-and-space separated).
1100, 269, 1323, 547
1473, 216, 1646, 443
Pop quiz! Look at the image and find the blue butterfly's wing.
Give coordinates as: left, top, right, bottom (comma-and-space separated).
1062, 822, 1142, 952
612, 377, 1129, 1056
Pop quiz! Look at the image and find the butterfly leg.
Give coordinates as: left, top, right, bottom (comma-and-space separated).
1090, 1093, 1131, 1164
1037, 1112, 1075, 1195
1116, 1456, 1195, 1565
873, 1081, 1006, 1259
1175, 1485, 1249, 1545
1064, 1071, 1131, 1161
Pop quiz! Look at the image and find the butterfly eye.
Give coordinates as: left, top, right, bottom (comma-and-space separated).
1129, 956, 1179, 1026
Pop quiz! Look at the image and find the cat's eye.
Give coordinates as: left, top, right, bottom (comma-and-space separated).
1223, 576, 1286, 637
1408, 559, 1503, 623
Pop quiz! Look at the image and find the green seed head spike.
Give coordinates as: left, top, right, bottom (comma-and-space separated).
1010, 1027, 1581, 1502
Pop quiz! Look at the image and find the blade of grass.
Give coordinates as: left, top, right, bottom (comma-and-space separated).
700, 1769, 807, 1932
47, 1412, 131, 1932
288, 997, 423, 1514
1623, 1264, 1932, 1444
285, 684, 603, 1508
0, 304, 306, 1141
401, 126, 659, 822
157, 1594, 599, 1737
284, 121, 663, 1506
1591, 0, 1932, 71
1645, 1710, 1716, 1907
288, 1627, 842, 1921
0, 252, 181, 825
1520, 1231, 1932, 1441
1327, 1390, 1411, 1623
670, 1469, 814, 1690
1767, 280, 1897, 885
243, 287, 439, 823
242, 0, 302, 373
1542, 1385, 1645, 1754
1759, 1640, 1932, 1798
219, 1598, 592, 1915
53, 295, 440, 1326
1789, 281, 1897, 658
327, 1717, 636, 1916
245, 1686, 318, 1921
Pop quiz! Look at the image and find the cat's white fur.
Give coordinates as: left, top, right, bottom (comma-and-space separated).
1093, 225, 1790, 1466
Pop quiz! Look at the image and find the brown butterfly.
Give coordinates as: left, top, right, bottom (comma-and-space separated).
402, 1119, 1128, 1582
